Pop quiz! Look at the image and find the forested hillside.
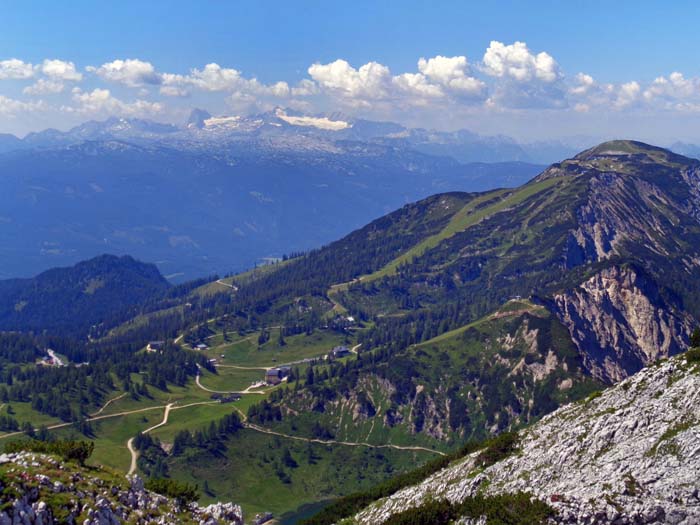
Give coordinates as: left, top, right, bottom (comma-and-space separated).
0, 255, 171, 335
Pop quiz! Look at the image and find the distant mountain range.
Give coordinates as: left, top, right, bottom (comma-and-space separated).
0, 110, 568, 281
5, 109, 699, 282
1, 108, 586, 164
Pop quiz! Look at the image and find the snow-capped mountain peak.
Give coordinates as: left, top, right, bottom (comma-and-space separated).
274, 108, 352, 131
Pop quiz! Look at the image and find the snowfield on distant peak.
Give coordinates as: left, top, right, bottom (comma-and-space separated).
275, 109, 351, 130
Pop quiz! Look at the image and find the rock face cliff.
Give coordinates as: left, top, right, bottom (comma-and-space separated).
0, 452, 243, 524
352, 352, 700, 525
551, 265, 692, 382
538, 141, 700, 381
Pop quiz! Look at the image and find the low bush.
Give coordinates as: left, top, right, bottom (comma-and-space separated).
4, 439, 94, 466
144, 478, 199, 505
383, 492, 554, 525
476, 431, 519, 468
684, 348, 700, 363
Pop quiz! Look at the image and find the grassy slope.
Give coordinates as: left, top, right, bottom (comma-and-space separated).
166, 428, 434, 519
360, 178, 559, 283
1, 322, 413, 518
202, 328, 350, 368
418, 299, 546, 345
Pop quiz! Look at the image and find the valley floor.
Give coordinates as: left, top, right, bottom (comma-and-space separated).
0, 317, 442, 519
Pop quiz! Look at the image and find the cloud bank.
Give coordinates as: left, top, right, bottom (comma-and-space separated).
2, 41, 700, 137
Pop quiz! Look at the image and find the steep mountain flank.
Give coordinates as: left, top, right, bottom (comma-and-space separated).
551, 265, 692, 381
262, 301, 600, 446
351, 352, 700, 525
538, 141, 700, 379
225, 141, 700, 460
331, 140, 700, 382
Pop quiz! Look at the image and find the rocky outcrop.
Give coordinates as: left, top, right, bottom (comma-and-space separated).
351, 353, 700, 525
566, 173, 699, 266
551, 265, 692, 382
0, 453, 243, 524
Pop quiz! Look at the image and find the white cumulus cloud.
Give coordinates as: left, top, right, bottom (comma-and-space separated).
308, 59, 392, 101
308, 56, 485, 108
643, 72, 698, 101
479, 41, 565, 109
290, 79, 318, 97
23, 79, 66, 95
392, 73, 444, 99
569, 73, 595, 95
41, 59, 82, 81
88, 59, 161, 87
417, 55, 484, 95
0, 59, 35, 80
482, 41, 559, 82
159, 85, 190, 97
67, 88, 163, 116
0, 94, 46, 114
161, 63, 294, 106
614, 81, 641, 108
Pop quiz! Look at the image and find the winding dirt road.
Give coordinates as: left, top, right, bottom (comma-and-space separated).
195, 373, 268, 395
215, 280, 238, 290
90, 392, 128, 417
126, 401, 219, 475
127, 403, 174, 475
126, 437, 138, 476
244, 423, 445, 456
0, 404, 170, 441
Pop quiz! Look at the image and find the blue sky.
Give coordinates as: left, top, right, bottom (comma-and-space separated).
2, 0, 700, 141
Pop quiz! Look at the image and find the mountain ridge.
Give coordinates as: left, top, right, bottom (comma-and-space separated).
2, 110, 583, 164
203, 140, 700, 480
0, 127, 546, 281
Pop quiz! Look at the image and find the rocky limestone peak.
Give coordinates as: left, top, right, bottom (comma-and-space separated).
187, 108, 212, 129
353, 351, 700, 525
535, 140, 698, 182
551, 264, 692, 383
